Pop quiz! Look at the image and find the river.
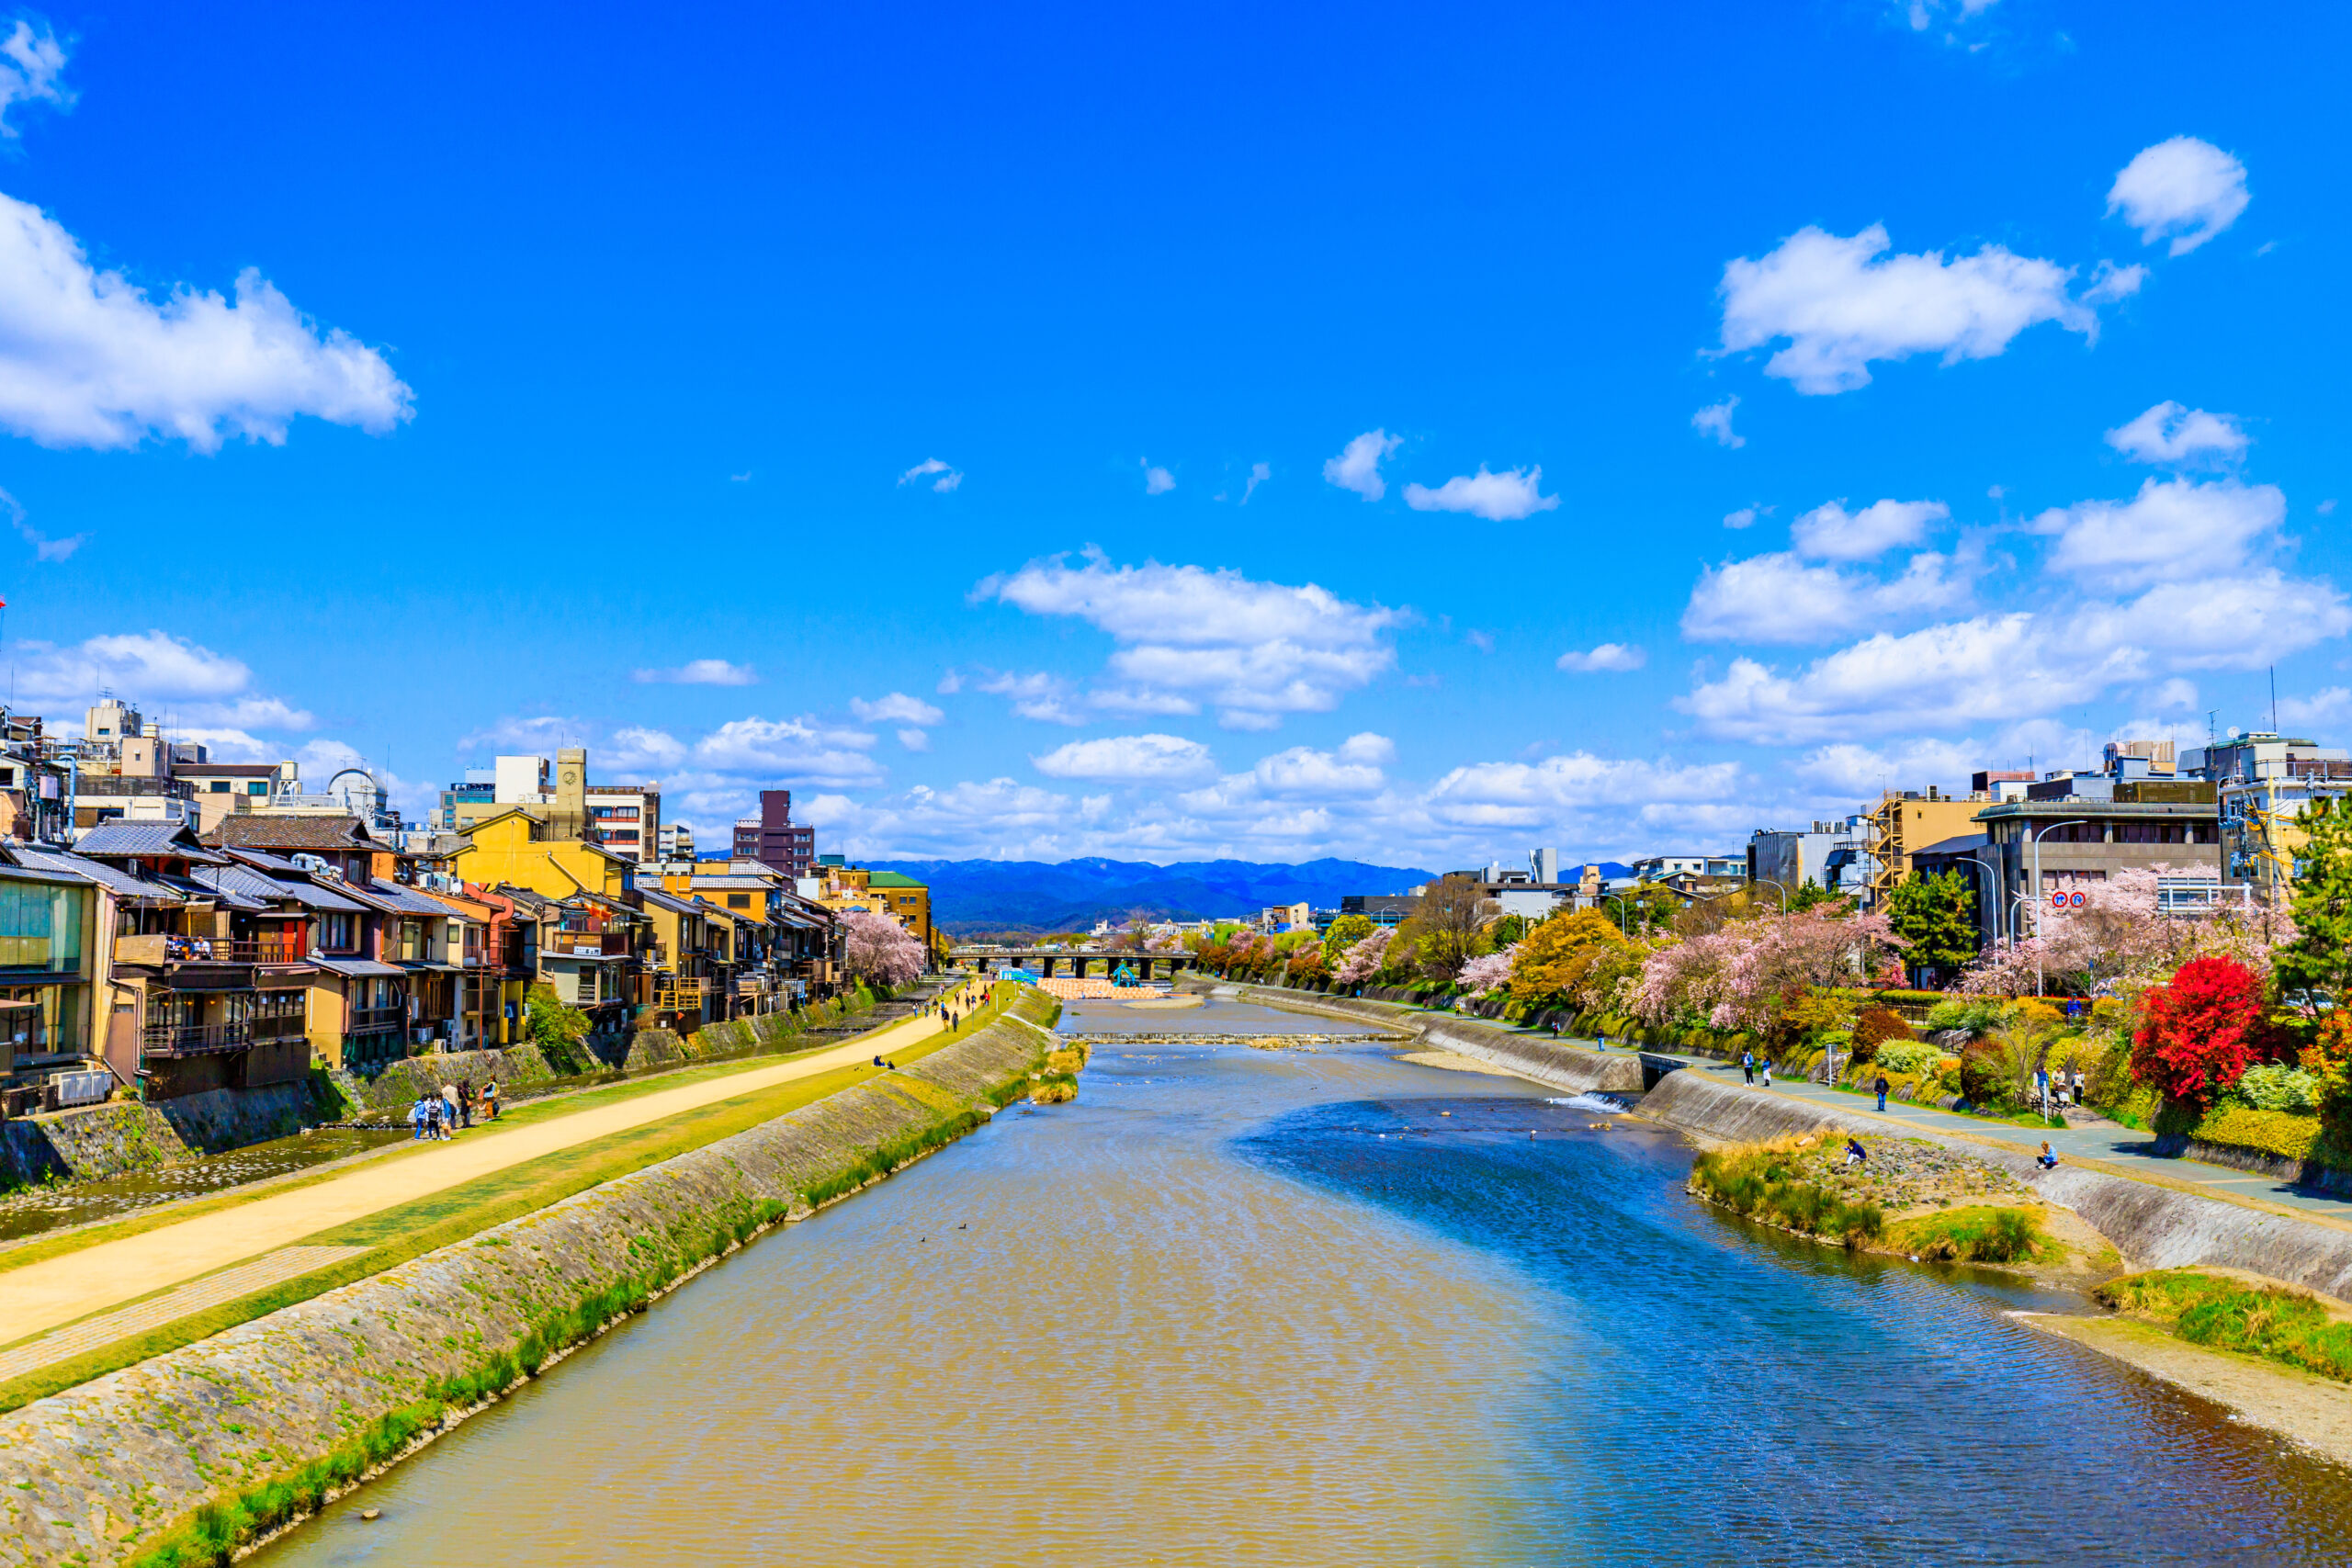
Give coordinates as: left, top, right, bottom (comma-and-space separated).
257, 995, 2352, 1565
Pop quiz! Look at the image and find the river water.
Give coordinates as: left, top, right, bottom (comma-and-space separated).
259, 996, 2352, 1566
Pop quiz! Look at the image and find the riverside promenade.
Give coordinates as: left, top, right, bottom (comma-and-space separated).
0, 979, 990, 1378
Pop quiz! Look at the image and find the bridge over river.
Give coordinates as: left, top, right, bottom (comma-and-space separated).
949, 947, 1182, 979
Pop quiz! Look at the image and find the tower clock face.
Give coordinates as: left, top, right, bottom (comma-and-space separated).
561, 770, 579, 785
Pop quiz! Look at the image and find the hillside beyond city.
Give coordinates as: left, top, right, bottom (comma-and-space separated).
865, 856, 1437, 936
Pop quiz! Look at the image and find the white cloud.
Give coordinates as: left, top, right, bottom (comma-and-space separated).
1794, 738, 1984, 796
2109, 137, 2250, 256
13, 629, 257, 711
455, 714, 580, 753
0, 192, 413, 451
980, 551, 1404, 728
976, 670, 1089, 726
1239, 462, 1271, 504
1338, 732, 1396, 765
1791, 497, 1948, 560
0, 484, 83, 560
2031, 478, 2284, 591
898, 457, 963, 492
850, 692, 945, 725
1681, 549, 1967, 644
0, 20, 71, 136
2104, 400, 2248, 467
1900, 0, 2001, 30
1717, 224, 2124, 394
1033, 733, 1217, 784
1141, 459, 1175, 494
606, 726, 687, 771
2279, 688, 2352, 728
935, 671, 964, 694
691, 716, 883, 787
2075, 571, 2352, 672
632, 658, 758, 686
1324, 429, 1401, 500
1724, 506, 1759, 529
1402, 465, 1560, 522
897, 728, 930, 751
1691, 397, 1745, 448
1423, 752, 1741, 829
1679, 615, 2143, 743
1556, 643, 1647, 673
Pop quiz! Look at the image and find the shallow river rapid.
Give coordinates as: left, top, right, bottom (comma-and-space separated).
257, 996, 2352, 1566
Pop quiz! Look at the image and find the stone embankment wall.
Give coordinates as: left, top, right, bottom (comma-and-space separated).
0, 1079, 331, 1188
0, 987, 1058, 1568
1201, 981, 1644, 1097
336, 992, 884, 1117
1638, 1067, 2352, 1303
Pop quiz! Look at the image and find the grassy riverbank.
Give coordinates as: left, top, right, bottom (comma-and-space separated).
2095, 1270, 2352, 1382
0, 992, 1017, 1415
1686, 1132, 2111, 1280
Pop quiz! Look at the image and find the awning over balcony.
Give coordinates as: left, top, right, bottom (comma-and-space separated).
310, 956, 405, 978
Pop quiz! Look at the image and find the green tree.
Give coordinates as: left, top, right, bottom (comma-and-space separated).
1487, 912, 1529, 947
2278, 797, 2352, 1013
1788, 877, 1835, 912
525, 982, 592, 1066
1507, 909, 1630, 1005
1321, 912, 1374, 963
1885, 870, 1979, 978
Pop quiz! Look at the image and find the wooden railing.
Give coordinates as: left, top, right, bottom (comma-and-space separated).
141, 1021, 253, 1056
115, 933, 308, 965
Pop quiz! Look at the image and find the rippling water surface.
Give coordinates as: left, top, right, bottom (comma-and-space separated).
257, 996, 2352, 1566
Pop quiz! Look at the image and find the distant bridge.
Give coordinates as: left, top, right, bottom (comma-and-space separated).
949, 947, 1181, 980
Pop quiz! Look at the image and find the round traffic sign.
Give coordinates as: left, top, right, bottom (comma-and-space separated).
2051, 891, 2067, 908
2069, 891, 2086, 908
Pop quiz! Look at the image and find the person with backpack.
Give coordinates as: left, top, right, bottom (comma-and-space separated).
410, 1095, 429, 1141
1742, 1050, 1755, 1087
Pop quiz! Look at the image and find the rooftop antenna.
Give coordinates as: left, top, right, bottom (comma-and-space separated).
2270, 665, 2278, 732
2208, 708, 2218, 745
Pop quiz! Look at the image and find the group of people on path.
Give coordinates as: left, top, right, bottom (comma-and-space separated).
1740, 1050, 1774, 1089
410, 1077, 500, 1141
926, 979, 996, 1035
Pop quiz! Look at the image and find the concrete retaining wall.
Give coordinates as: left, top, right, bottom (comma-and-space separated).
2149, 1134, 2352, 1197
1636, 1066, 2352, 1304
0, 988, 1057, 1568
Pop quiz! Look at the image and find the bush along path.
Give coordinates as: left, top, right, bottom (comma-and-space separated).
0, 987, 1062, 1568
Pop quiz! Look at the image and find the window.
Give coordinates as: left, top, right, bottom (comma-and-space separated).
0, 882, 85, 972
727, 893, 751, 909
322, 913, 356, 951
209, 781, 232, 794
246, 782, 268, 796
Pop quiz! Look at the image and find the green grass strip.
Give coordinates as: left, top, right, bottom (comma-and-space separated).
0, 1034, 957, 1415
2096, 1269, 2352, 1382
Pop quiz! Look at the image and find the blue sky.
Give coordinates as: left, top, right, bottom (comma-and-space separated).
0, 1, 2344, 865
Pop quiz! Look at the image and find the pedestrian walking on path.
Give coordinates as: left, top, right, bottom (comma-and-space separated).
1760, 1059, 1773, 1089
409, 1096, 428, 1141
1742, 1051, 1755, 1086
441, 1082, 460, 1137
458, 1081, 475, 1129
1873, 1071, 1890, 1112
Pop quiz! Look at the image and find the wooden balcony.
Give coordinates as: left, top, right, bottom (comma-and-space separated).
545, 931, 629, 956
141, 1021, 254, 1057
114, 933, 308, 966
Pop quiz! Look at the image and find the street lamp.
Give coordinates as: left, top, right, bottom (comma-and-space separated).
2028, 818, 2096, 998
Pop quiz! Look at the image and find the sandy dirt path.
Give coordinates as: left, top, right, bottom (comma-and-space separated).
0, 986, 990, 1346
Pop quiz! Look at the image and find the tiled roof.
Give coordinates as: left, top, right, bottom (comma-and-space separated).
192, 862, 371, 913
9, 845, 179, 902
365, 879, 465, 917
74, 820, 230, 863
635, 887, 704, 916
207, 815, 379, 851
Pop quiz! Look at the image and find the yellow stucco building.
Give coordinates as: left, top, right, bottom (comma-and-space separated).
449, 808, 637, 902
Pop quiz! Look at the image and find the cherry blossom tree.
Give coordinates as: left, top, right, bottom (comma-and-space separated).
1629, 906, 1906, 1036
1333, 928, 1392, 986
842, 909, 925, 988
1457, 945, 1518, 994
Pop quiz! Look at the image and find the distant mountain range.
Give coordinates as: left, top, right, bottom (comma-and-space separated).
866, 856, 1439, 937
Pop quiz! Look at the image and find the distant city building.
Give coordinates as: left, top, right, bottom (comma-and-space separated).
736, 790, 816, 880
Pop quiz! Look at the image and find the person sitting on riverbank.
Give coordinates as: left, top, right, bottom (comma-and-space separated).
2037, 1141, 2059, 1170
1845, 1137, 1867, 1168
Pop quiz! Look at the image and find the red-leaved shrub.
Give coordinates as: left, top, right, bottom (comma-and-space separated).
2132, 955, 2268, 1114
